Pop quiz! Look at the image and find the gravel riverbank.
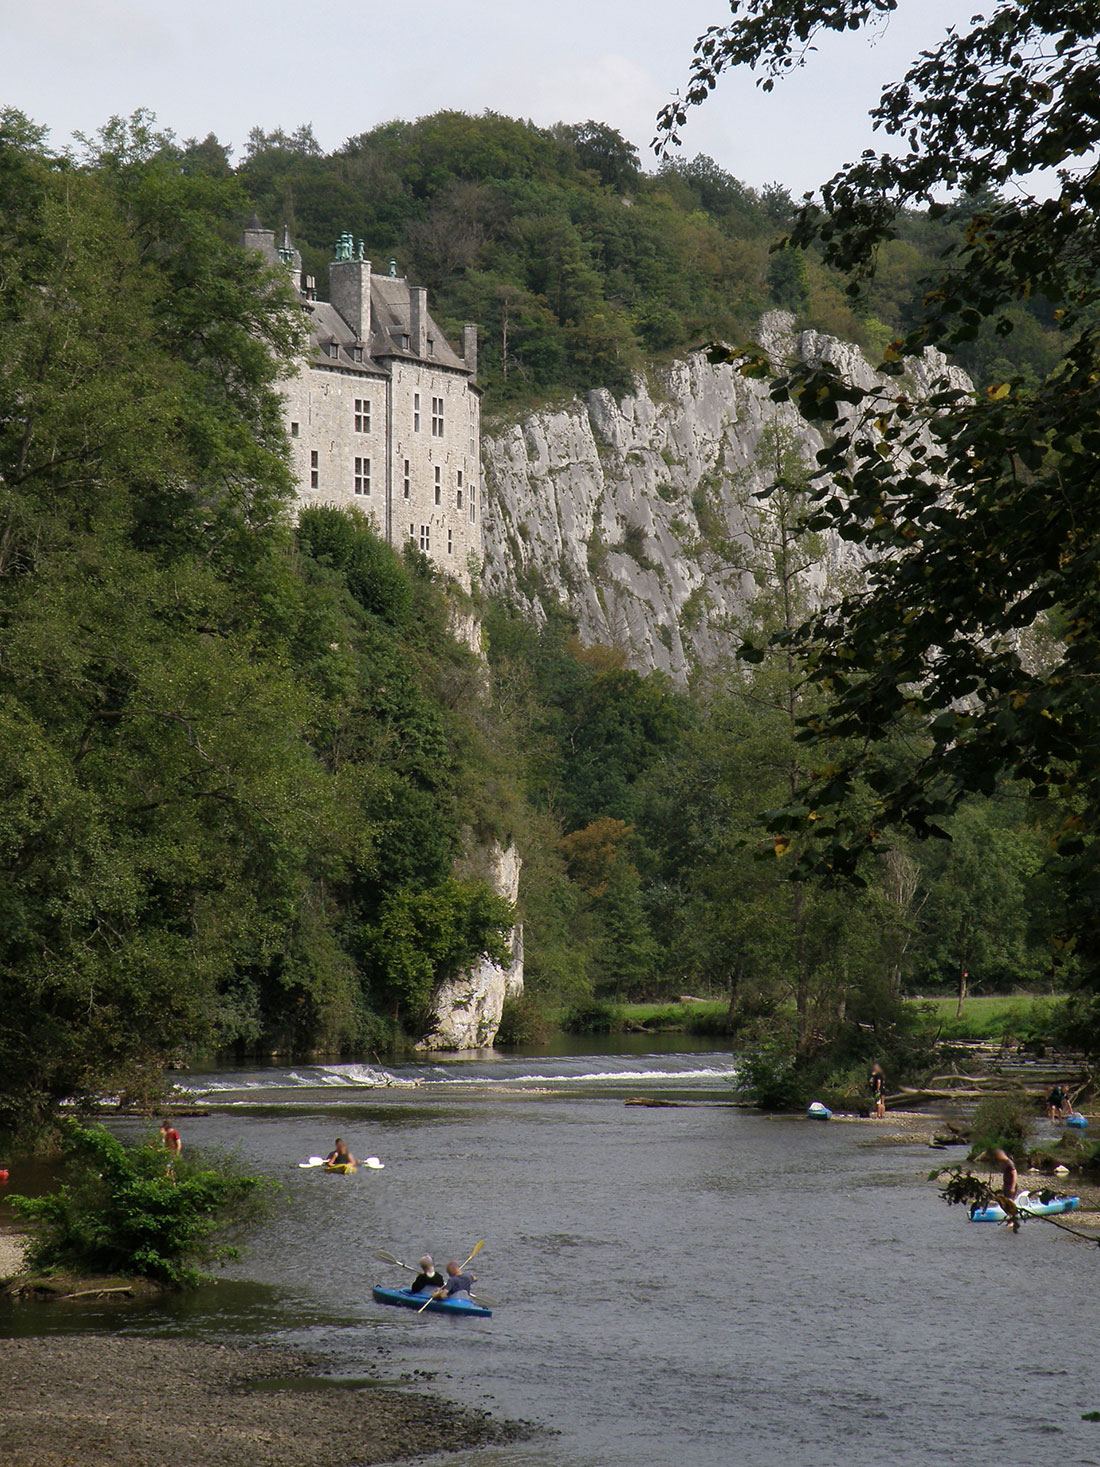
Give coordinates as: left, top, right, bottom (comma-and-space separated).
0, 1335, 533, 1467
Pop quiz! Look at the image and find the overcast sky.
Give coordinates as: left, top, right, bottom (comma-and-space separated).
5, 0, 976, 194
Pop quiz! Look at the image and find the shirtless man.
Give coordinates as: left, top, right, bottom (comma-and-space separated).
159, 1119, 181, 1158
991, 1148, 1018, 1201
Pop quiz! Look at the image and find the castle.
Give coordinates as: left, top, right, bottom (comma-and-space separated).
244, 218, 482, 590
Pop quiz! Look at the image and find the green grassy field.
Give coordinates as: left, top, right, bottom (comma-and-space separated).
615, 994, 1062, 1042
906, 993, 1061, 1041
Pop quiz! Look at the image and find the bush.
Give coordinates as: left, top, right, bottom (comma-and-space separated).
560, 999, 624, 1034
495, 992, 552, 1046
9, 1121, 276, 1288
735, 1047, 814, 1111
968, 1094, 1032, 1157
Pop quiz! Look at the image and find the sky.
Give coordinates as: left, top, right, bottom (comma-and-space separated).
4, 0, 978, 194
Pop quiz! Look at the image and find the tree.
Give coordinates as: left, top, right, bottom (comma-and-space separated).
658, 3, 1100, 1036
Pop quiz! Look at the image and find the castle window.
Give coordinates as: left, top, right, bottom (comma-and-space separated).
469, 484, 476, 523
431, 396, 444, 437
448, 528, 453, 554
434, 466, 441, 505
310, 450, 319, 489
403, 459, 410, 499
352, 346, 363, 363
354, 456, 371, 496
354, 398, 370, 432
457, 488, 463, 509
413, 393, 421, 432
410, 523, 415, 539
419, 524, 430, 552
402, 333, 410, 351
427, 336, 435, 357
290, 421, 299, 438
457, 468, 463, 509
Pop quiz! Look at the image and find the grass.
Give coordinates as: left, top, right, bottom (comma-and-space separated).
906, 993, 1060, 1042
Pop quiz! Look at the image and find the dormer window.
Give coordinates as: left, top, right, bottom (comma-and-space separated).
402, 333, 410, 351
427, 336, 435, 357
352, 346, 363, 362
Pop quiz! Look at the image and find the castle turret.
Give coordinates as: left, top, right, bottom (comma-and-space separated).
329, 233, 372, 342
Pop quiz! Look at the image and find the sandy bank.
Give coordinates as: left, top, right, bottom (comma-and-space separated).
0, 1335, 533, 1467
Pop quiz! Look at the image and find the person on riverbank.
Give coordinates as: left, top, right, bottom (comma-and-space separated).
411, 1255, 444, 1293
432, 1260, 477, 1301
160, 1120, 181, 1158
325, 1138, 357, 1168
991, 1148, 1018, 1201
869, 1064, 887, 1119
1048, 1084, 1069, 1122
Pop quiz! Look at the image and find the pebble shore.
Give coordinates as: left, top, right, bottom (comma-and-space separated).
0, 1335, 532, 1467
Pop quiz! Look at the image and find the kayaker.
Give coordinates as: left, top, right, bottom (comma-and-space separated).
432, 1260, 477, 1301
410, 1254, 444, 1293
325, 1138, 357, 1167
991, 1148, 1018, 1201
869, 1063, 886, 1119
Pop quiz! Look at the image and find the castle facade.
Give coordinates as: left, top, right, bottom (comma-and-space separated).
244, 219, 481, 590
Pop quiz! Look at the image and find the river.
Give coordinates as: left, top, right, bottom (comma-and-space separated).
4, 1043, 1099, 1467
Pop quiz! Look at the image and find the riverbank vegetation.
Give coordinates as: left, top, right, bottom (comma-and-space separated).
7, 1123, 274, 1288
2, 78, 1097, 1141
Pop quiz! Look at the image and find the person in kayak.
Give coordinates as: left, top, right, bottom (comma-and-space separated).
432, 1260, 477, 1300
325, 1138, 357, 1167
991, 1148, 1018, 1201
410, 1255, 444, 1293
869, 1063, 887, 1119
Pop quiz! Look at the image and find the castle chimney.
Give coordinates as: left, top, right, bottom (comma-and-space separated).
462, 322, 478, 377
329, 251, 372, 341
410, 286, 427, 357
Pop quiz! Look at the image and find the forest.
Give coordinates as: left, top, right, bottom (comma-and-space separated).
0, 101, 1092, 1138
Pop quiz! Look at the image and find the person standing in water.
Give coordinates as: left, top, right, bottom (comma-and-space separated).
991, 1148, 1018, 1201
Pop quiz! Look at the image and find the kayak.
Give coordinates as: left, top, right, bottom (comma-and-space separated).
372, 1285, 491, 1318
968, 1192, 1079, 1223
323, 1161, 357, 1173
1066, 1113, 1088, 1129
807, 1102, 832, 1120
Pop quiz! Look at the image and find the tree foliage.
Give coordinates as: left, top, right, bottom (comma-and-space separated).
658, 3, 1100, 1038
9, 1121, 275, 1286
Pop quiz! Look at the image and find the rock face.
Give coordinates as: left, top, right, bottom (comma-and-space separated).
481, 315, 969, 677
420, 841, 524, 1051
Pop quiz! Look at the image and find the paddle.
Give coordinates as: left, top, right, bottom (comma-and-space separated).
300, 1155, 384, 1170
417, 1239, 484, 1313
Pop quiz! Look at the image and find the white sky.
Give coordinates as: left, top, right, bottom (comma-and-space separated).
3, 0, 976, 194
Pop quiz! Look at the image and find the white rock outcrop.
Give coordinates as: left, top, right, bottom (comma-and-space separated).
419, 841, 523, 1051
481, 316, 968, 677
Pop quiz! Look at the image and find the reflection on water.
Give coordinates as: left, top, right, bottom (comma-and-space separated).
4, 1050, 1100, 1467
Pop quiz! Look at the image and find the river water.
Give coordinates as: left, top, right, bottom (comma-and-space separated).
5, 1042, 1099, 1467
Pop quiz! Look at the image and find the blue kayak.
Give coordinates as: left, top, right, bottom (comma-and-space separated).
968, 1193, 1079, 1223
372, 1284, 491, 1318
1066, 1113, 1088, 1129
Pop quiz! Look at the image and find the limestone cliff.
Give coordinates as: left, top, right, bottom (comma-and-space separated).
481, 314, 969, 676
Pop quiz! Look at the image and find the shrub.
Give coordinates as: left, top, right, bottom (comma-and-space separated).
560, 999, 624, 1034
495, 992, 552, 1046
968, 1094, 1031, 1157
735, 1047, 813, 1111
9, 1121, 276, 1288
